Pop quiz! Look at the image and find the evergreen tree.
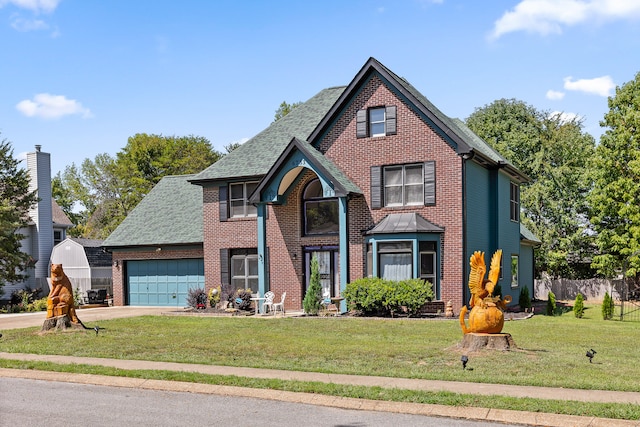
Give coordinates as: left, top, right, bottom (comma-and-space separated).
602, 292, 615, 320
573, 293, 585, 318
303, 256, 323, 315
0, 137, 38, 296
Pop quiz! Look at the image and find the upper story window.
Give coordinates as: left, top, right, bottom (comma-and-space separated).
370, 161, 436, 210
229, 181, 258, 218
384, 164, 424, 207
510, 182, 520, 222
356, 106, 397, 138
369, 108, 386, 136
303, 179, 339, 235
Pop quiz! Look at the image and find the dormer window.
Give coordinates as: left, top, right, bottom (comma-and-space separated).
356, 106, 397, 138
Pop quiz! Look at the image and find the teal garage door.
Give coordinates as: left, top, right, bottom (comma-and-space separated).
126, 259, 205, 306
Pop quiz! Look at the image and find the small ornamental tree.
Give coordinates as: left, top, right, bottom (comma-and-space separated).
573, 293, 585, 318
546, 291, 557, 316
602, 291, 615, 320
519, 287, 532, 311
303, 256, 323, 315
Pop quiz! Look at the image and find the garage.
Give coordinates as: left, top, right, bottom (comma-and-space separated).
126, 259, 205, 307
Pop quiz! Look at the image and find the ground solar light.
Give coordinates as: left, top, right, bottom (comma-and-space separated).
586, 349, 597, 363
461, 355, 468, 370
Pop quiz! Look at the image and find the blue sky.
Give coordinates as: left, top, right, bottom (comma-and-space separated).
2, 0, 640, 176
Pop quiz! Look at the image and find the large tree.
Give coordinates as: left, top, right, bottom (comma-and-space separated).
0, 137, 38, 296
56, 134, 222, 239
466, 100, 596, 278
589, 71, 640, 279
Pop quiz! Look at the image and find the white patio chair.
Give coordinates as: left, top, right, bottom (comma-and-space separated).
262, 291, 275, 314
272, 292, 286, 316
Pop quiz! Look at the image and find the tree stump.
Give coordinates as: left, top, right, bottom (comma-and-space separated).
40, 315, 84, 333
459, 332, 517, 351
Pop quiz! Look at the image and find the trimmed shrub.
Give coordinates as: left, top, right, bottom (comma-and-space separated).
573, 293, 584, 318
343, 277, 434, 317
519, 287, 531, 311
546, 291, 557, 316
602, 291, 614, 320
303, 256, 323, 315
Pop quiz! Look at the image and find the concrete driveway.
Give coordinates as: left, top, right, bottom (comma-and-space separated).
0, 306, 179, 330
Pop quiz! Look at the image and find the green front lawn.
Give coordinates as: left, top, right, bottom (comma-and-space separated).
2, 305, 639, 392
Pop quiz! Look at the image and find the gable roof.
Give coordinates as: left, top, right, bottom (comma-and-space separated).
102, 174, 203, 248
52, 199, 73, 228
249, 137, 362, 203
189, 86, 346, 184
308, 57, 528, 183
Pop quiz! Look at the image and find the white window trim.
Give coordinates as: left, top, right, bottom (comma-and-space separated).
230, 181, 258, 218
231, 253, 259, 291
369, 107, 386, 137
383, 164, 424, 207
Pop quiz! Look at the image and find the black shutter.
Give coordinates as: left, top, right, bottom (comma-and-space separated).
385, 105, 397, 135
424, 161, 436, 205
219, 185, 228, 222
220, 249, 230, 287
356, 109, 367, 138
371, 166, 382, 209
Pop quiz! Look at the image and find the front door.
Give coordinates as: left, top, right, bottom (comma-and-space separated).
304, 247, 339, 298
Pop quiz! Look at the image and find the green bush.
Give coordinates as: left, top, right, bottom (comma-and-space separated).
303, 256, 323, 315
28, 297, 48, 312
519, 287, 531, 310
343, 277, 434, 317
546, 291, 557, 316
573, 293, 585, 318
602, 291, 614, 320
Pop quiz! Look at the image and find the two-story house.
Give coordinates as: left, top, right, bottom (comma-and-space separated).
104, 58, 539, 312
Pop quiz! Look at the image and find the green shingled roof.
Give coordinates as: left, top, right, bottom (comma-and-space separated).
190, 86, 346, 183
102, 174, 203, 248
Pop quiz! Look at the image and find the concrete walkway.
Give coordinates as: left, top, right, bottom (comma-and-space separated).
1, 307, 639, 426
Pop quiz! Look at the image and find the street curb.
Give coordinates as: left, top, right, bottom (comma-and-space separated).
1, 369, 638, 427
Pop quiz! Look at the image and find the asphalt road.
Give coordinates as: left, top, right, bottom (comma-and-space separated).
0, 377, 513, 427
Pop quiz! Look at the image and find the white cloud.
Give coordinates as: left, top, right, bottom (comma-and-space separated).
10, 16, 47, 31
563, 75, 615, 96
549, 111, 582, 123
490, 0, 640, 40
0, 0, 61, 13
546, 89, 565, 100
16, 93, 92, 119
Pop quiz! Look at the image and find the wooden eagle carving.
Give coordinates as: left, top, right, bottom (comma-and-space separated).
467, 249, 502, 308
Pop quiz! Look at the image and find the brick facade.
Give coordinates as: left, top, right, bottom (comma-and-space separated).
201, 75, 465, 311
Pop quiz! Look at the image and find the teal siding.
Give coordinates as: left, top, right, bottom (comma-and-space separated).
496, 171, 522, 304
518, 244, 535, 299
126, 259, 204, 306
464, 161, 529, 306
465, 161, 491, 257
